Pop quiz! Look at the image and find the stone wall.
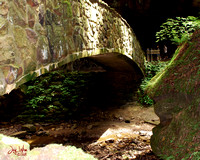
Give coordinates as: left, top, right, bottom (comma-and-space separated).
0, 0, 144, 95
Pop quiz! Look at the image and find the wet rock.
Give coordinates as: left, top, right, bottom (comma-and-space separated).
10, 131, 27, 138
22, 124, 36, 133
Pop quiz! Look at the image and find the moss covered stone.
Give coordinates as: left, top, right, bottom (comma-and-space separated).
63, 0, 73, 18
147, 30, 200, 160
0, 16, 8, 35
13, 26, 28, 48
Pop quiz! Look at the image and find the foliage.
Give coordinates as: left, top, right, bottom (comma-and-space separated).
137, 92, 154, 106
137, 61, 169, 106
18, 71, 91, 122
156, 16, 200, 45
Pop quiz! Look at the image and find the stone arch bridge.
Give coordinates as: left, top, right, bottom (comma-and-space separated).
0, 0, 145, 95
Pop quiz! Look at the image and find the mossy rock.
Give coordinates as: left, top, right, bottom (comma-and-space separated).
62, 0, 73, 18
147, 30, 200, 159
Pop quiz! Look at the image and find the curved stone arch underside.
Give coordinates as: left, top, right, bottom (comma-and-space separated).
16, 48, 144, 86
0, 0, 145, 95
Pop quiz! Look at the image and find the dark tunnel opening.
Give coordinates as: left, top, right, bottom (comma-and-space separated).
0, 54, 144, 122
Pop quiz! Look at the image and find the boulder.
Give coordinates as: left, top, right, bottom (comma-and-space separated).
0, 134, 97, 160
147, 30, 200, 159
22, 124, 36, 133
0, 134, 30, 159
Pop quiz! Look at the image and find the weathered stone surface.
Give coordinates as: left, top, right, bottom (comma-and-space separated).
147, 30, 200, 159
0, 0, 9, 16
0, 0, 144, 95
27, 0, 39, 7
26, 28, 38, 44
8, 2, 27, 27
0, 16, 8, 35
23, 57, 37, 74
27, 6, 36, 28
0, 71, 6, 95
0, 36, 16, 62
13, 26, 28, 48
4, 66, 20, 84
37, 36, 50, 64
0, 134, 30, 159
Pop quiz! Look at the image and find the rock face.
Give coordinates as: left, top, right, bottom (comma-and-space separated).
147, 30, 200, 159
0, 0, 144, 95
0, 134, 96, 159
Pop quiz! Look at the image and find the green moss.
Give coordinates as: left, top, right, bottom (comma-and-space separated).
149, 30, 200, 159
152, 107, 200, 159
62, 0, 73, 18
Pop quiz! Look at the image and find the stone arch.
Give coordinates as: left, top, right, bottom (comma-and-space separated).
0, 0, 145, 95
15, 49, 144, 89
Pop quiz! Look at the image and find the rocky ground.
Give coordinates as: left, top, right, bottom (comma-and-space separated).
0, 101, 161, 159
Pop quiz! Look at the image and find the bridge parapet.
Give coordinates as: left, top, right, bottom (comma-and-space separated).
0, 0, 144, 95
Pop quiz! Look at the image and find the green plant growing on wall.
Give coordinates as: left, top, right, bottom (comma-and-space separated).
156, 16, 200, 45
137, 61, 168, 106
18, 71, 90, 122
62, 0, 73, 18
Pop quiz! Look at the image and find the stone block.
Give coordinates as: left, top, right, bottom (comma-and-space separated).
0, 0, 8, 16
8, 2, 27, 27
25, 28, 38, 45
0, 16, 8, 35
37, 36, 51, 64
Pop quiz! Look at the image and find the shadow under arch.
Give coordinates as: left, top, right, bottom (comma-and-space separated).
15, 49, 144, 93
88, 52, 144, 81
64, 52, 144, 108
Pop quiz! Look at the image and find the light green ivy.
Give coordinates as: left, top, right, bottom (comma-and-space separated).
156, 16, 200, 45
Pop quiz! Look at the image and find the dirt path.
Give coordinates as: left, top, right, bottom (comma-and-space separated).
0, 101, 160, 159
